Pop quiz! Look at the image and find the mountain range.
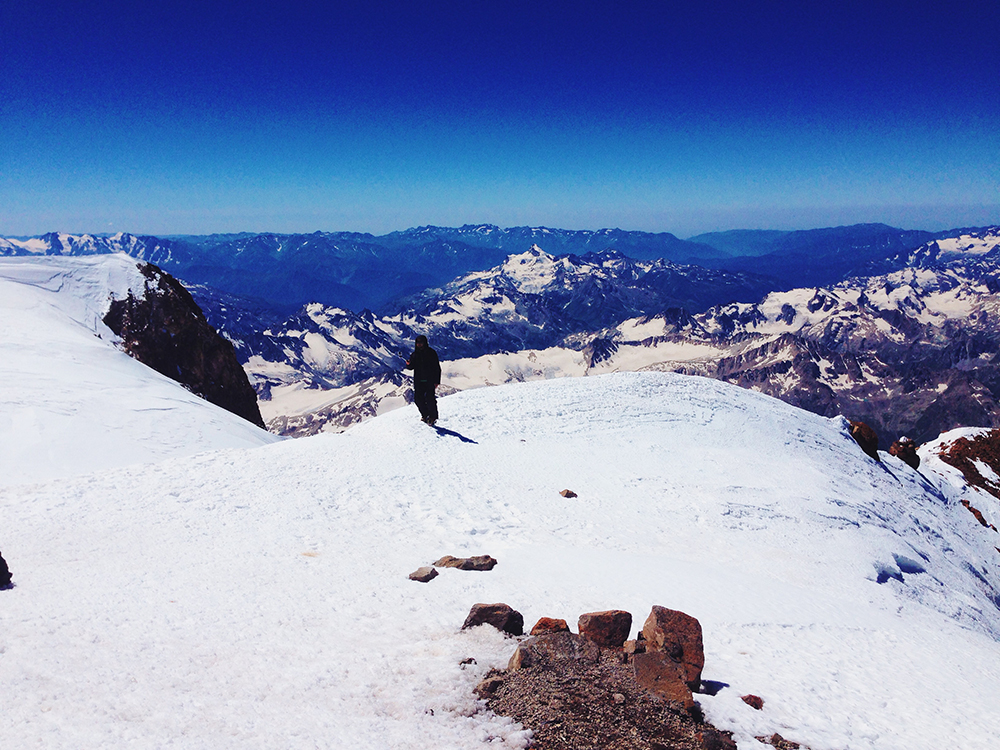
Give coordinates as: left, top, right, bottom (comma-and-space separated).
3, 223, 999, 445
0, 222, 950, 313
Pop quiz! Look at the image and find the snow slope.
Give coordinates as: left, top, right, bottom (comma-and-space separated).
0, 255, 278, 487
2, 372, 999, 749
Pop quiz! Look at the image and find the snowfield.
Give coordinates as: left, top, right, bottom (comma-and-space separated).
2, 254, 1000, 749
0, 255, 278, 487
3, 370, 1000, 749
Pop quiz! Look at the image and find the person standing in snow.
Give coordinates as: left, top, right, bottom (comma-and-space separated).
405, 334, 441, 425
0, 549, 11, 588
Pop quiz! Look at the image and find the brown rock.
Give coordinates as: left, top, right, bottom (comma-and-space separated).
560, 489, 578, 498
961, 500, 998, 531
633, 651, 695, 709
408, 566, 438, 583
756, 733, 802, 749
474, 676, 505, 697
741, 694, 764, 710
623, 638, 646, 655
642, 606, 705, 691
508, 631, 601, 670
433, 554, 498, 571
888, 437, 920, 469
462, 603, 524, 636
849, 420, 880, 461
578, 609, 633, 649
530, 617, 570, 636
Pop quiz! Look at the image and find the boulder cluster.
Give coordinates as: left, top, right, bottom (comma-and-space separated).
466, 603, 737, 750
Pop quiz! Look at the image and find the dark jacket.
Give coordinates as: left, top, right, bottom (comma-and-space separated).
405, 345, 441, 385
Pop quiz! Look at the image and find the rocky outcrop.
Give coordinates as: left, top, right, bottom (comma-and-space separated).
849, 421, 880, 462
937, 429, 1000, 501
462, 603, 524, 636
103, 262, 264, 428
889, 437, 920, 469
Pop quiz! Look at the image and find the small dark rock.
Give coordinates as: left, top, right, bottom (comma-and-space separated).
474, 676, 505, 697
408, 566, 438, 583
741, 694, 764, 710
462, 603, 524, 636
756, 733, 802, 749
433, 554, 498, 571
560, 489, 578, 498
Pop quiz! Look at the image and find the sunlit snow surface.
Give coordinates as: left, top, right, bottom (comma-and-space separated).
0, 255, 278, 486
3, 365, 1000, 747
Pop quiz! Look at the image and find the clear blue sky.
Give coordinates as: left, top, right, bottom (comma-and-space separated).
2, 1, 998, 237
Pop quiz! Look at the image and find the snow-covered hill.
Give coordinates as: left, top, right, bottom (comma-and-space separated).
2, 371, 1000, 748
0, 254, 277, 486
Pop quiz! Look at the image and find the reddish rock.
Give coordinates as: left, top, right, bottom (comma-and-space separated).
508, 631, 601, 670
462, 603, 524, 636
961, 500, 998, 531
408, 566, 438, 583
560, 489, 578, 498
642, 606, 705, 691
741, 694, 764, 710
578, 609, 633, 649
889, 437, 920, 469
529, 617, 569, 636
756, 733, 801, 749
633, 651, 694, 709
849, 420, 880, 461
623, 638, 646, 655
937, 430, 1000, 500
433, 554, 498, 571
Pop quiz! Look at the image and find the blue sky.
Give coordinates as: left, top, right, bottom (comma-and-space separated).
2, 1, 998, 237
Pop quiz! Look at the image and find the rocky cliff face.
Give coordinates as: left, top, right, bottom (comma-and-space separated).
103, 262, 265, 428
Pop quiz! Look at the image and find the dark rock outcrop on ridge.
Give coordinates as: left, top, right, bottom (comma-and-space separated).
103, 262, 265, 428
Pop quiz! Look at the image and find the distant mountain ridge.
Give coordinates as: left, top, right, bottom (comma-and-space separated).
208, 227, 1000, 442
2, 222, 951, 314
1, 225, 724, 313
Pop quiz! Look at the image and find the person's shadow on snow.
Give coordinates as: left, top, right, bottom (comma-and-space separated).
433, 426, 478, 444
